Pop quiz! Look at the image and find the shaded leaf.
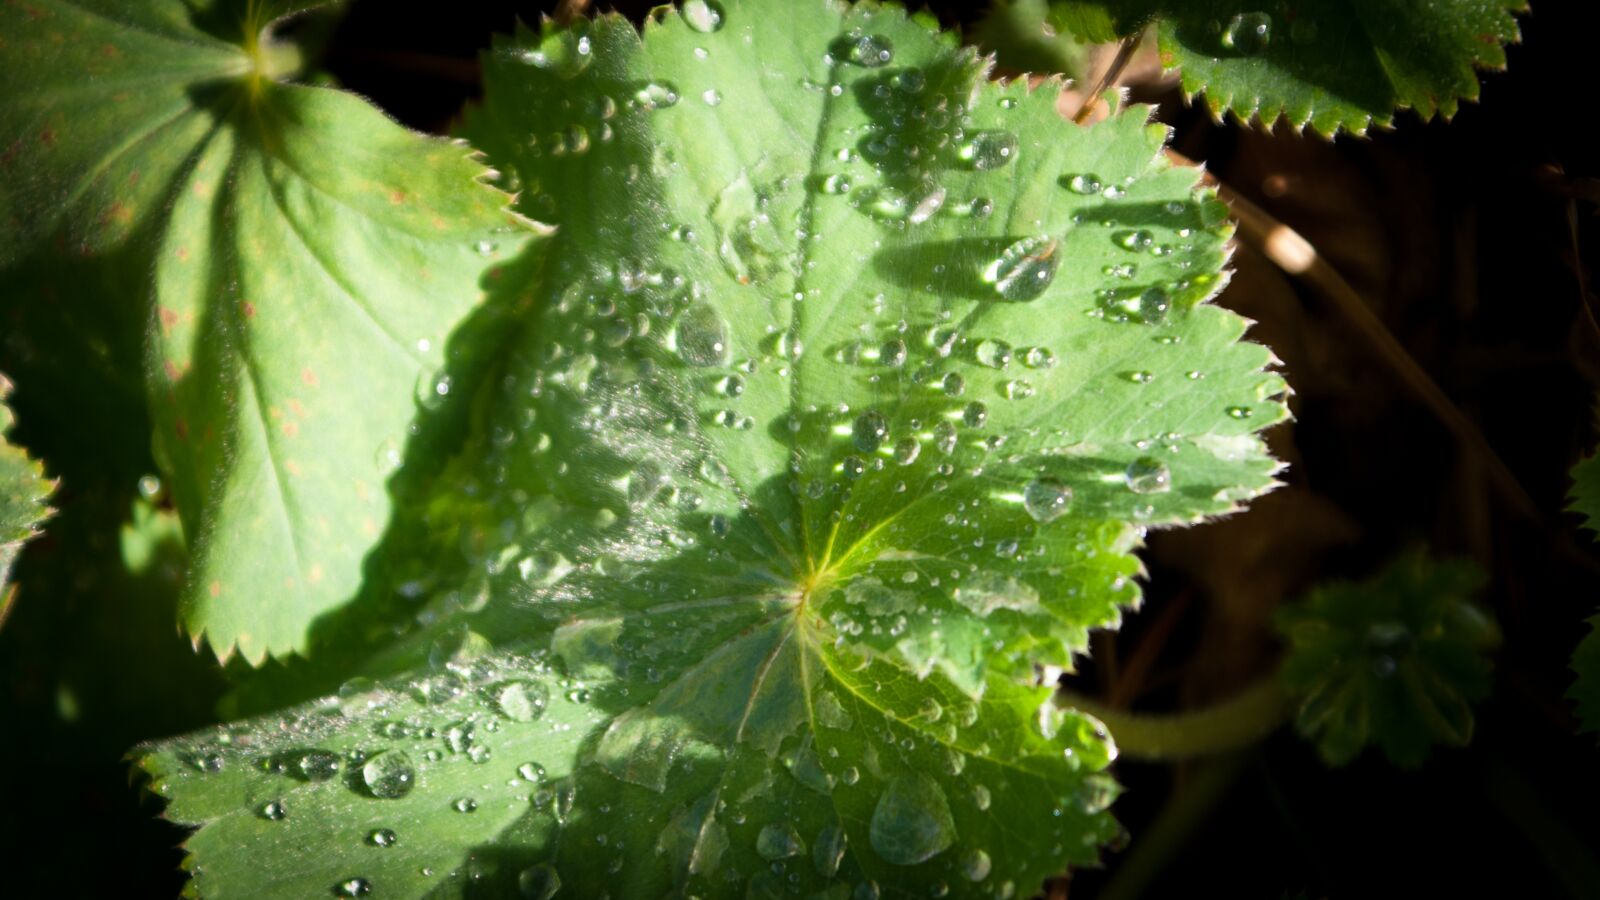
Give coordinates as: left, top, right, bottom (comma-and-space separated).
0, 376, 54, 611
1050, 0, 1526, 135
0, 0, 533, 662
138, 1, 1287, 896
1276, 551, 1498, 767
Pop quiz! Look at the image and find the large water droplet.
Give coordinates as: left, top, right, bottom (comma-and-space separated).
518, 863, 561, 900
814, 821, 849, 877
983, 237, 1059, 301
1023, 478, 1073, 523
1124, 456, 1171, 494
673, 305, 729, 367
853, 410, 890, 453
846, 33, 894, 67
258, 799, 287, 821
1222, 12, 1272, 54
492, 680, 550, 722
1067, 173, 1103, 195
634, 81, 681, 110
681, 0, 725, 33
757, 823, 805, 860
961, 849, 992, 882
367, 828, 398, 848
361, 750, 416, 799
959, 131, 1019, 170
1138, 287, 1170, 324
892, 437, 921, 466
869, 772, 956, 865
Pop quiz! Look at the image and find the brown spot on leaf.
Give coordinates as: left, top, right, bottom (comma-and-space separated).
300, 367, 319, 387
208, 580, 221, 598
39, 128, 55, 146
284, 460, 302, 477
281, 420, 300, 438
390, 189, 406, 204
241, 300, 255, 318
175, 246, 189, 261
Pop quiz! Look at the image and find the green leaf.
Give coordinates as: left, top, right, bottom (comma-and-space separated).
972, 0, 1096, 78
1276, 551, 1499, 768
0, 375, 54, 610
1050, 0, 1526, 135
1566, 452, 1600, 734
0, 0, 533, 662
138, 1, 1287, 895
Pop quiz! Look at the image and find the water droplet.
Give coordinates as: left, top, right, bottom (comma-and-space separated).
933, 422, 958, 455
333, 877, 371, 897
634, 81, 681, 110
1222, 11, 1272, 54
259, 799, 287, 821
1138, 288, 1171, 324
840, 765, 861, 785
940, 372, 966, 397
853, 410, 890, 453
1003, 379, 1033, 400
1021, 346, 1056, 369
1125, 456, 1171, 494
518, 761, 547, 783
1227, 405, 1253, 419
815, 821, 849, 877
297, 750, 341, 782
961, 849, 993, 882
672, 305, 729, 367
959, 131, 1019, 171
974, 339, 1011, 369
821, 173, 852, 194
841, 455, 867, 479
869, 772, 956, 865
1023, 478, 1073, 523
454, 797, 479, 813
367, 829, 398, 848
892, 437, 921, 466
493, 680, 550, 722
681, 0, 725, 33
518, 550, 573, 587
757, 823, 805, 860
962, 402, 988, 428
983, 236, 1059, 301
518, 863, 562, 900
846, 33, 894, 67
973, 784, 991, 810
701, 88, 722, 106
880, 339, 907, 367
361, 750, 416, 799
1117, 230, 1155, 251
1067, 174, 1103, 195
1125, 370, 1154, 384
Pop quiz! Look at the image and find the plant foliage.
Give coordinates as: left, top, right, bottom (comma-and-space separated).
1045, 0, 1527, 135
123, 0, 1297, 895
1276, 552, 1498, 768
1567, 453, 1600, 734
0, 377, 54, 610
0, 0, 531, 662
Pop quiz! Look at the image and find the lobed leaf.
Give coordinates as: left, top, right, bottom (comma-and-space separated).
0, 375, 55, 612
1566, 452, 1600, 734
0, 0, 534, 662
1048, 0, 1527, 136
138, 0, 1288, 896
1276, 552, 1498, 767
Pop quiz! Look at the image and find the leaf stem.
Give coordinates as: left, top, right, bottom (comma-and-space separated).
1073, 33, 1141, 125
1058, 677, 1290, 761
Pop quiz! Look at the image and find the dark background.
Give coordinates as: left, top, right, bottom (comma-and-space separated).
2, 1, 1598, 897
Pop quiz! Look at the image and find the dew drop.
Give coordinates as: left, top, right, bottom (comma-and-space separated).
1067, 173, 1103, 195
454, 797, 479, 813
518, 863, 561, 900
757, 823, 805, 860
297, 750, 341, 782
933, 422, 958, 455
958, 131, 1019, 171
361, 750, 416, 799
814, 821, 849, 877
846, 33, 894, 67
493, 680, 550, 722
672, 304, 730, 367
633, 81, 681, 110
1023, 478, 1073, 523
892, 437, 921, 466
940, 372, 966, 397
869, 773, 956, 865
333, 878, 371, 897
681, 0, 725, 33
1125, 456, 1172, 494
841, 455, 867, 479
367, 829, 398, 848
1227, 405, 1253, 419
1117, 230, 1155, 251
962, 402, 988, 428
1138, 287, 1170, 324
983, 236, 1059, 301
1222, 11, 1272, 54
961, 849, 993, 882
974, 339, 1012, 369
879, 339, 907, 367
259, 799, 287, 821
1021, 346, 1056, 369
853, 409, 890, 453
